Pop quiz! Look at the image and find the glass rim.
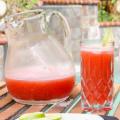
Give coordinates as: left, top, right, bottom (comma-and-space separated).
80, 43, 114, 52
80, 40, 114, 46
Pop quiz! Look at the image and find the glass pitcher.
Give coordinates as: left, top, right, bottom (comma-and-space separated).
5, 9, 75, 105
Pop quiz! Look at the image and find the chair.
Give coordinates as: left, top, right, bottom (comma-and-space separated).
0, 33, 8, 80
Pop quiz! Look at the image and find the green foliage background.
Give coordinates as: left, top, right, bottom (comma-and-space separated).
98, 0, 120, 22
4, 0, 39, 14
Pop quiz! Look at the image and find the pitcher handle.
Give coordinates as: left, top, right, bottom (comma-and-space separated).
46, 11, 71, 55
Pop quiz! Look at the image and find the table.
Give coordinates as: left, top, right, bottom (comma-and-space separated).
0, 82, 120, 120
0, 40, 7, 82
0, 38, 7, 63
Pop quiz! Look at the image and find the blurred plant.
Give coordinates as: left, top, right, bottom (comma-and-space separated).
98, 0, 120, 22
98, 5, 113, 22
111, 0, 117, 4
4, 0, 41, 14
0, 0, 42, 31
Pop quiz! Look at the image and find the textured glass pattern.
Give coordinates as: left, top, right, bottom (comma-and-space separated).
80, 47, 114, 111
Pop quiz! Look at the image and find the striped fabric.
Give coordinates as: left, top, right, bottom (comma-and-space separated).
42, 0, 98, 4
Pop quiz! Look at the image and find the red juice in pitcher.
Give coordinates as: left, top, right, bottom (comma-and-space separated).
80, 45, 114, 111
6, 66, 75, 104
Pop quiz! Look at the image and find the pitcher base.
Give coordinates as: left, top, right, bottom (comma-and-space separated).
13, 97, 68, 105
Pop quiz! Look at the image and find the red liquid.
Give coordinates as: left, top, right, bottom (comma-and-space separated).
80, 47, 114, 105
6, 67, 75, 101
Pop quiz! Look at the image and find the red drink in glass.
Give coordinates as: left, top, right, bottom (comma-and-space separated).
6, 67, 75, 104
80, 46, 114, 111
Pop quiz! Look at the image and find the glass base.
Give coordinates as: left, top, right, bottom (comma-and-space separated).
12, 96, 68, 105
81, 100, 112, 112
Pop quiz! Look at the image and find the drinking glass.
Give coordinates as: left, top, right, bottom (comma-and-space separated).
80, 23, 114, 111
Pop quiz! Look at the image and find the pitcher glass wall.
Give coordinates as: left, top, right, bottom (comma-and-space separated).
5, 10, 75, 105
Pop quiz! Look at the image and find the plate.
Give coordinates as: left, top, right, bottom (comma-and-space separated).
16, 113, 104, 120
